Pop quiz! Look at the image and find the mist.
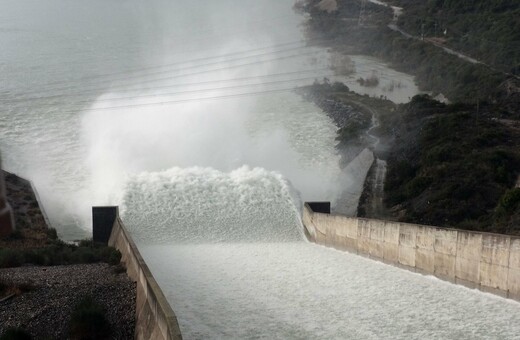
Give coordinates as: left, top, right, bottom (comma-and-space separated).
0, 0, 351, 234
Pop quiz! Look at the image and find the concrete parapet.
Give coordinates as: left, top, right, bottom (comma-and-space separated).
302, 203, 520, 302
415, 227, 435, 273
508, 238, 520, 299
357, 219, 371, 255
480, 234, 510, 292
94, 207, 182, 340
110, 218, 183, 340
455, 231, 481, 284
383, 222, 400, 262
433, 228, 458, 281
398, 224, 416, 267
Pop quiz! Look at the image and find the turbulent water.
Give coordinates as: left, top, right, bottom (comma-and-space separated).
123, 166, 303, 244
3, 0, 518, 338
142, 243, 520, 339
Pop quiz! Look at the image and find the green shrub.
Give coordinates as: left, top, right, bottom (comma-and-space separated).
0, 249, 24, 268
69, 296, 111, 340
46, 228, 58, 240
0, 241, 121, 268
405, 176, 432, 197
78, 239, 96, 248
498, 188, 520, 213
100, 247, 121, 266
70, 247, 99, 264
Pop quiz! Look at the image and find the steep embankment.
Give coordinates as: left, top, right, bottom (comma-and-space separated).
385, 96, 520, 234
297, 82, 398, 217
0, 171, 51, 248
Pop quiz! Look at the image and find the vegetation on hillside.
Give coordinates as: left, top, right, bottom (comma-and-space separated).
385, 95, 520, 234
389, 0, 520, 76
298, 0, 520, 233
69, 295, 112, 340
300, 0, 518, 105
0, 239, 121, 268
1, 170, 122, 268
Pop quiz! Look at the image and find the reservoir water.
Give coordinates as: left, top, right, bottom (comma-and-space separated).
2, 0, 519, 338
1, 0, 343, 237
0, 0, 418, 237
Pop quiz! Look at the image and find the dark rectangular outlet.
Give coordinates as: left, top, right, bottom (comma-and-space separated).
92, 206, 119, 244
307, 202, 331, 214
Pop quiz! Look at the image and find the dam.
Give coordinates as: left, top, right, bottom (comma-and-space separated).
2, 0, 520, 338
118, 174, 520, 339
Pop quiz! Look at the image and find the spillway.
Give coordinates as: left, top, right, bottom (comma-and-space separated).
122, 166, 303, 244
141, 243, 520, 339
124, 173, 520, 339
2, 0, 520, 338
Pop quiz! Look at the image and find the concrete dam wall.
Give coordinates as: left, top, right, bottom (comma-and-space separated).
93, 207, 183, 340
303, 203, 520, 301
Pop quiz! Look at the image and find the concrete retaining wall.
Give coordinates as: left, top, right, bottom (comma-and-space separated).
109, 217, 182, 340
303, 203, 520, 301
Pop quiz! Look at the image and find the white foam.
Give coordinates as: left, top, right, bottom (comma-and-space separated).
141, 242, 520, 339
122, 166, 303, 244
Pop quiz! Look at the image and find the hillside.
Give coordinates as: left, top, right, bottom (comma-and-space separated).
389, 0, 520, 76
298, 0, 520, 234
385, 96, 520, 234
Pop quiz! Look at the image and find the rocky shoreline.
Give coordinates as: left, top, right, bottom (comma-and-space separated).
296, 84, 364, 129
296, 84, 373, 165
0, 263, 136, 339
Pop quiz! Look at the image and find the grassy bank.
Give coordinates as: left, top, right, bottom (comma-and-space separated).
0, 239, 121, 268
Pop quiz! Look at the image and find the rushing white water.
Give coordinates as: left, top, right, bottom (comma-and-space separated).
141, 243, 520, 339
122, 166, 303, 244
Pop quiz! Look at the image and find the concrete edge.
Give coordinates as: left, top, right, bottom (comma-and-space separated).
303, 203, 520, 302
110, 217, 183, 340
308, 203, 518, 241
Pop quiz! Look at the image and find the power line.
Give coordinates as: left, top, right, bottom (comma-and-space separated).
16, 43, 312, 93
10, 74, 334, 108
3, 55, 413, 105
38, 39, 309, 88
39, 75, 388, 113
2, 68, 332, 103
7, 35, 342, 96
3, 53, 405, 104
61, 86, 305, 113
12, 49, 327, 98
